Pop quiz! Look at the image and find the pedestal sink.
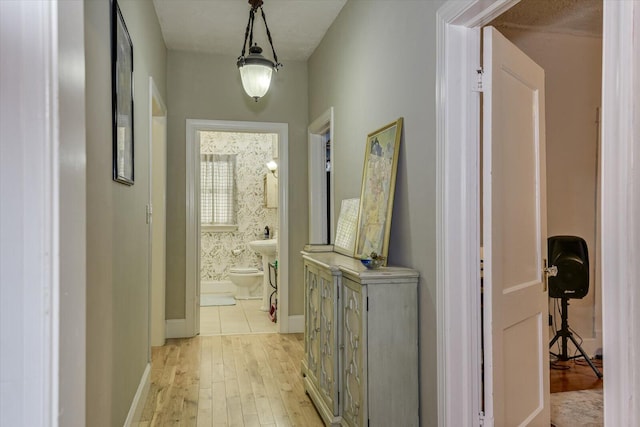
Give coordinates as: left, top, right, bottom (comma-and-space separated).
249, 239, 277, 311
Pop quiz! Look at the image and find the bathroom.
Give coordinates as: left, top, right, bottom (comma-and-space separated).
199, 130, 279, 334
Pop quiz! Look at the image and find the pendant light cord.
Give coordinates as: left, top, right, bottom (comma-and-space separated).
260, 7, 282, 69
239, 8, 255, 59
238, 3, 282, 70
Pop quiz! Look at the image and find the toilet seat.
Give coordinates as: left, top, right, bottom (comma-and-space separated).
230, 267, 260, 274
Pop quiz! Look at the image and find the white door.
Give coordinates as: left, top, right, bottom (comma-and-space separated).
482, 26, 550, 427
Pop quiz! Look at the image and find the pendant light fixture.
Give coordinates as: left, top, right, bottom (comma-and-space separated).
237, 0, 283, 102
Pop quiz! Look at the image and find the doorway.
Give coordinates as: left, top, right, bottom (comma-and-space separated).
198, 130, 279, 335
185, 119, 290, 335
308, 107, 335, 245
481, 14, 604, 424
149, 77, 167, 349
436, 1, 637, 426
486, 13, 604, 424
489, 0, 604, 360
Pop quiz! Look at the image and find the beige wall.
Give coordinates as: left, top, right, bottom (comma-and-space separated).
59, 1, 88, 424
165, 50, 309, 319
85, 0, 167, 424
499, 28, 603, 353
308, 1, 444, 425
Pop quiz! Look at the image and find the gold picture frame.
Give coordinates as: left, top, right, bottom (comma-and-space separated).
354, 118, 403, 262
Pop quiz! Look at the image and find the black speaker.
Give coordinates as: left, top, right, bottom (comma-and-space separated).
548, 236, 589, 299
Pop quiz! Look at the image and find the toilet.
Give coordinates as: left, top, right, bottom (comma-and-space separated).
229, 267, 263, 299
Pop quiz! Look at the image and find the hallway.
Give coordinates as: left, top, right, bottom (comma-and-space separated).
139, 334, 323, 426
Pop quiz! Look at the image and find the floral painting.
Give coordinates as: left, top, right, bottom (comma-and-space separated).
355, 118, 403, 262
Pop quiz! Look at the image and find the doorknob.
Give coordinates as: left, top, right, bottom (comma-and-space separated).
544, 265, 558, 277
542, 259, 557, 292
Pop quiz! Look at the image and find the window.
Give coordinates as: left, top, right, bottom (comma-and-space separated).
201, 154, 237, 229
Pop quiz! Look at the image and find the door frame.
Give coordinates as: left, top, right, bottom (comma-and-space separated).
1, 0, 87, 424
308, 107, 335, 245
185, 119, 290, 335
148, 76, 167, 350
436, 0, 640, 425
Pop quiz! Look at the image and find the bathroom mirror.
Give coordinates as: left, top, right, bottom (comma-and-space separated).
264, 173, 278, 208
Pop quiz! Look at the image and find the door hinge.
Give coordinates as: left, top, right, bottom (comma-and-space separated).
479, 411, 485, 425
146, 204, 153, 224
473, 68, 484, 92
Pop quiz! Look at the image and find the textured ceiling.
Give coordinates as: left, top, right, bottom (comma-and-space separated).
153, 0, 602, 63
152, 0, 347, 61
491, 0, 602, 36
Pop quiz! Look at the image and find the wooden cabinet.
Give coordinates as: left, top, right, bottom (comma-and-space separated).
302, 250, 419, 427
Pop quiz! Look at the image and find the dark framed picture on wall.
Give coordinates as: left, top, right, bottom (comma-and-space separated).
112, 0, 134, 185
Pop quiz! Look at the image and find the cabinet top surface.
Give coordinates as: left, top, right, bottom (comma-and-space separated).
301, 250, 419, 280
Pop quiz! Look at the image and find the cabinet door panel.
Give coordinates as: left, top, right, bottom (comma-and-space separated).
319, 270, 339, 412
342, 278, 366, 427
306, 265, 321, 382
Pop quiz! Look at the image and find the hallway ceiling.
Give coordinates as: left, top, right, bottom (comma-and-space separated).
152, 0, 347, 61
492, 0, 602, 36
152, 0, 602, 63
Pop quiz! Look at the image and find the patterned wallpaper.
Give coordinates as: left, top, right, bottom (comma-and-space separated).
200, 131, 278, 281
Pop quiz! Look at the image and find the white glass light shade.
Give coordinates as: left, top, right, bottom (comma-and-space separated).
237, 44, 277, 101
239, 63, 273, 100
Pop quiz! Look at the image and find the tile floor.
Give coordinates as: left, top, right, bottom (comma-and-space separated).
200, 296, 277, 335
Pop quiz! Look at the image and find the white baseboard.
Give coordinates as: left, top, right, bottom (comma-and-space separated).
124, 363, 150, 427
287, 315, 304, 333
166, 318, 188, 338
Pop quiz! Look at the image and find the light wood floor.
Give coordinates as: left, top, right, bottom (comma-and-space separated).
138, 331, 600, 425
139, 333, 324, 427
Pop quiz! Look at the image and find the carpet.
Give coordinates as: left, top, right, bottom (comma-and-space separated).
200, 294, 236, 307
551, 389, 603, 427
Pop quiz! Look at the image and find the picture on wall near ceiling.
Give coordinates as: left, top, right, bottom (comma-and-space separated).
354, 118, 403, 263
112, 0, 134, 185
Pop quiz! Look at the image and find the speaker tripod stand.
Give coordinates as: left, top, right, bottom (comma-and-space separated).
549, 297, 602, 378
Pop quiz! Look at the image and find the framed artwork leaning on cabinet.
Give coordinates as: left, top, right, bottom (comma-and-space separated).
354, 118, 403, 263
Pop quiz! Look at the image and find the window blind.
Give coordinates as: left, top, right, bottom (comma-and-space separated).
201, 154, 237, 225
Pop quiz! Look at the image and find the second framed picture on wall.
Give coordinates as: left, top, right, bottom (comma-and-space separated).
354, 118, 403, 263
112, 0, 134, 185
